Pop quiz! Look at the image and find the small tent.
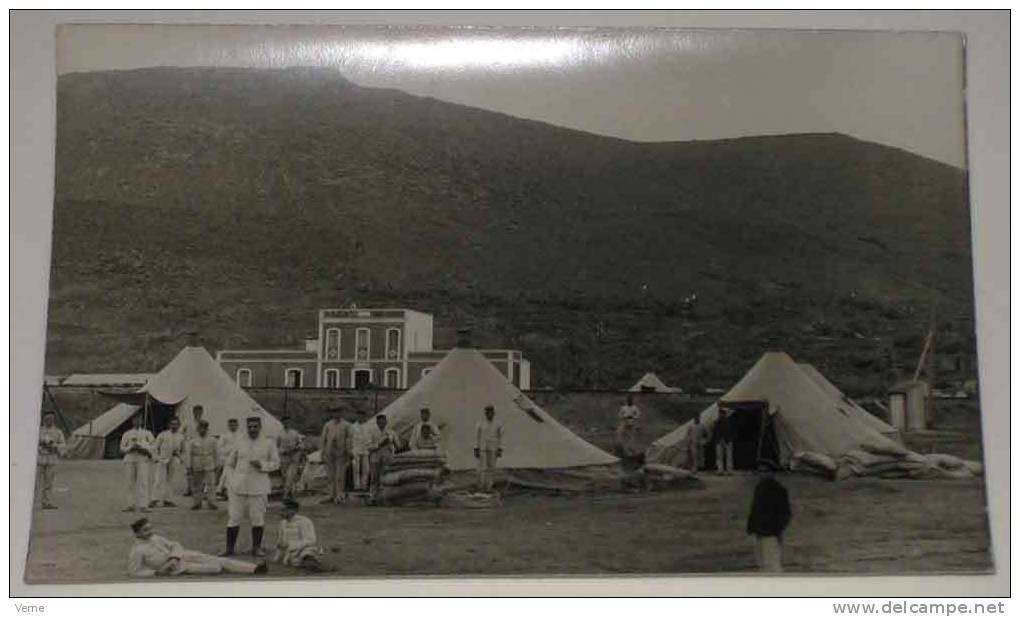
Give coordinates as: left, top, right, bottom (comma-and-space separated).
645, 352, 907, 472
65, 402, 141, 459
629, 373, 682, 393
66, 347, 281, 459
374, 347, 620, 489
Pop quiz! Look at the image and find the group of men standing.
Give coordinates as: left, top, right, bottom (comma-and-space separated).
318, 403, 506, 500
318, 406, 445, 502
118, 406, 254, 512
686, 407, 738, 475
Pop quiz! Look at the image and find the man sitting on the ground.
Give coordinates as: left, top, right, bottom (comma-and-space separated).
274, 500, 333, 573
127, 518, 266, 578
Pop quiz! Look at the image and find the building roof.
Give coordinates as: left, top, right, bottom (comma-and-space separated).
60, 373, 152, 387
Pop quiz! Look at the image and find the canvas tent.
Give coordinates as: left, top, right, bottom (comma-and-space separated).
66, 347, 281, 459
797, 363, 901, 441
629, 373, 681, 393
65, 402, 141, 459
645, 352, 909, 475
303, 347, 620, 491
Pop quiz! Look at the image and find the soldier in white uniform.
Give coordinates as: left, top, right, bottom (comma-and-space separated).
274, 499, 332, 572
616, 394, 642, 458
222, 416, 280, 557
408, 406, 442, 451
365, 414, 399, 495
275, 415, 304, 501
319, 407, 353, 504
474, 405, 504, 493
180, 405, 205, 497
150, 417, 185, 508
128, 518, 266, 577
349, 410, 372, 491
36, 411, 66, 510
184, 420, 219, 510
215, 417, 241, 500
120, 412, 155, 512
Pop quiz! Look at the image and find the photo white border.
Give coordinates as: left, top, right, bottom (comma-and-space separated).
8, 10, 1010, 598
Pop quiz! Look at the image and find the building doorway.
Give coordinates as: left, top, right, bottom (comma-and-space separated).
285, 369, 303, 389
353, 369, 372, 390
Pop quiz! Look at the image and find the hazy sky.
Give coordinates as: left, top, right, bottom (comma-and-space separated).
57, 24, 967, 167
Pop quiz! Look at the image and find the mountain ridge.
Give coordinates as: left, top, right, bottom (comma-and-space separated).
46, 67, 977, 393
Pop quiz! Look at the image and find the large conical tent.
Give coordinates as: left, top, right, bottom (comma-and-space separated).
796, 363, 901, 441
629, 372, 681, 393
376, 347, 620, 489
67, 347, 281, 459
645, 351, 907, 471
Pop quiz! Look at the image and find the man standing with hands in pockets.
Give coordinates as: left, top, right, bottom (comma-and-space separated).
319, 407, 353, 504
474, 405, 503, 493
222, 416, 279, 557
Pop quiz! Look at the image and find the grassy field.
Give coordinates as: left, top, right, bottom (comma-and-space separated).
24, 459, 991, 583
25, 398, 990, 583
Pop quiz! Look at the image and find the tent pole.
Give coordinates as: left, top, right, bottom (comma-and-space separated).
754, 407, 767, 468
42, 384, 71, 433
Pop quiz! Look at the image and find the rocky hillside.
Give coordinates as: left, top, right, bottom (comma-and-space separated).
46, 67, 977, 393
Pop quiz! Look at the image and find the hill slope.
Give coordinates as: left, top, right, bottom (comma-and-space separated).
46, 67, 977, 392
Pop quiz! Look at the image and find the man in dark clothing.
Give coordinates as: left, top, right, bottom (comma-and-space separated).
746, 472, 792, 572
712, 408, 737, 474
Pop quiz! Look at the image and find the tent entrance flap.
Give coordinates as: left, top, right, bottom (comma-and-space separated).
143, 398, 178, 435
707, 401, 780, 470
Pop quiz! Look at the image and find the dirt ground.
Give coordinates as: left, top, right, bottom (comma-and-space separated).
24, 457, 991, 583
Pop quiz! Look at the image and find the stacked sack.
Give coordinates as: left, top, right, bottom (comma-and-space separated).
924, 453, 983, 479
637, 463, 704, 491
790, 451, 838, 479
440, 491, 502, 509
376, 449, 448, 505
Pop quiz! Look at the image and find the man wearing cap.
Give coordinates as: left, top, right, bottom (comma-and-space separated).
181, 405, 205, 497
150, 417, 185, 508
222, 416, 280, 557
366, 414, 399, 495
408, 406, 442, 451
275, 415, 304, 501
474, 405, 504, 492
36, 411, 66, 510
184, 420, 219, 510
274, 499, 332, 572
349, 409, 372, 492
319, 407, 353, 504
215, 418, 241, 500
128, 517, 266, 577
120, 412, 155, 513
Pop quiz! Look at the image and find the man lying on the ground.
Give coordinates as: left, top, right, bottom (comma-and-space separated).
127, 518, 267, 578
273, 499, 334, 573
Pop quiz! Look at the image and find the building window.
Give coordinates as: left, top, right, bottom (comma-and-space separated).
236, 368, 252, 388
285, 368, 303, 389
323, 369, 340, 389
421, 368, 433, 379
385, 328, 402, 360
355, 327, 370, 360
352, 368, 372, 390
384, 368, 401, 389
324, 328, 341, 360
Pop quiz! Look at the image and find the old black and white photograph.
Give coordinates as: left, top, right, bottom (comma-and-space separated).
14, 18, 1003, 592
